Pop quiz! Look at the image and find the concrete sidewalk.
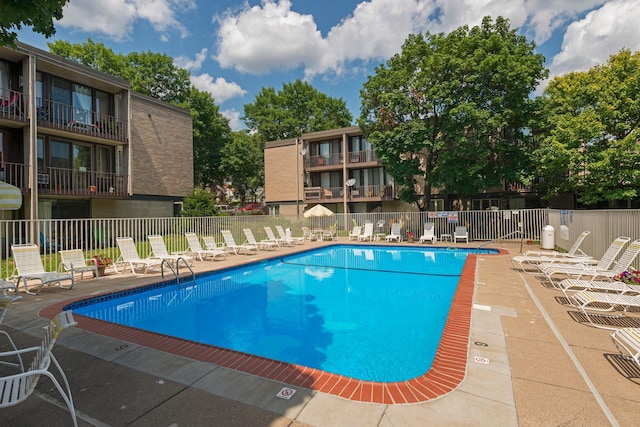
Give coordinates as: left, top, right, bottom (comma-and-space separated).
0, 241, 638, 426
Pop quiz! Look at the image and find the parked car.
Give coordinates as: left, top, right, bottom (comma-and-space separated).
236, 203, 267, 214
216, 204, 235, 215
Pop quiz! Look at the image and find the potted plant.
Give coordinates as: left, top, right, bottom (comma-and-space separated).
613, 269, 640, 285
406, 231, 416, 243
91, 254, 112, 276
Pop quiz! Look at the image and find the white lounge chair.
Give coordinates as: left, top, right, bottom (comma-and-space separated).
114, 237, 162, 275
11, 244, 74, 295
454, 226, 469, 243
541, 237, 637, 285
276, 225, 304, 244
557, 278, 640, 299
221, 230, 258, 255
385, 223, 402, 242
301, 227, 314, 242
348, 225, 362, 240
184, 233, 226, 261
611, 328, 640, 367
59, 249, 99, 279
511, 231, 594, 271
0, 297, 24, 371
148, 235, 193, 266
572, 290, 640, 330
419, 222, 437, 244
0, 311, 78, 426
243, 228, 277, 251
264, 226, 290, 246
358, 222, 374, 241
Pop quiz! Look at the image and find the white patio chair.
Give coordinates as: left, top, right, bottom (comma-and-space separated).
11, 244, 74, 295
348, 225, 362, 240
419, 222, 437, 244
221, 230, 258, 255
114, 237, 162, 275
184, 233, 226, 261
243, 228, 277, 251
59, 249, 99, 279
385, 223, 402, 242
0, 311, 78, 426
148, 235, 193, 266
358, 222, 374, 241
454, 226, 469, 243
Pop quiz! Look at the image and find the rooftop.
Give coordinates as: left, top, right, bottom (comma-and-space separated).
1, 240, 638, 426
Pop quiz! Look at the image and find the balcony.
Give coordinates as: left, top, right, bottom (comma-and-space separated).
0, 89, 26, 123
304, 184, 391, 203
1, 161, 127, 197
305, 149, 380, 171
37, 98, 127, 143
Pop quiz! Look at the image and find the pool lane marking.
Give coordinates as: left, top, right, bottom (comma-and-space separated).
517, 271, 620, 427
280, 259, 461, 277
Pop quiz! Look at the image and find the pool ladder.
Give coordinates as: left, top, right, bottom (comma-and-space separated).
160, 257, 196, 284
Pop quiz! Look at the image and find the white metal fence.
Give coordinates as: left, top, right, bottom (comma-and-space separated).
2, 208, 639, 280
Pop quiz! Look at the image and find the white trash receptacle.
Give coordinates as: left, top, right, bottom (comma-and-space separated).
541, 225, 555, 249
286, 228, 292, 239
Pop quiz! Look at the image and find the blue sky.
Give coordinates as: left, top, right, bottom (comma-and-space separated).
17, 0, 640, 131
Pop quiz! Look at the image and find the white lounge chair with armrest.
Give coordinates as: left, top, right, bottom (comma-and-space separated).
59, 249, 99, 279
185, 233, 226, 261
385, 223, 402, 242
348, 225, 362, 240
0, 297, 24, 371
540, 237, 637, 286
0, 311, 78, 426
114, 237, 162, 275
454, 226, 469, 243
557, 278, 640, 299
221, 230, 258, 255
148, 235, 193, 266
358, 222, 374, 241
264, 226, 291, 247
275, 225, 304, 245
611, 328, 640, 367
11, 244, 74, 295
571, 290, 640, 330
419, 222, 437, 244
243, 228, 277, 251
511, 231, 594, 271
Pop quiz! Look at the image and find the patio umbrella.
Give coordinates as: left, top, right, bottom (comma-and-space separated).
0, 181, 22, 210
303, 204, 335, 218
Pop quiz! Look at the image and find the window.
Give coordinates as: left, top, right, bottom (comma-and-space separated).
72, 84, 92, 123
472, 199, 499, 210
50, 140, 71, 169
0, 61, 10, 98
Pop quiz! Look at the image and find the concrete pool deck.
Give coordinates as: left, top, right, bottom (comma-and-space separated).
1, 240, 639, 426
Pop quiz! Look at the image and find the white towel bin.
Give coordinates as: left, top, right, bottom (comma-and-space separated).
541, 225, 555, 249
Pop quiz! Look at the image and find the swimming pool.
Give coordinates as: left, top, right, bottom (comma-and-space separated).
60, 244, 496, 403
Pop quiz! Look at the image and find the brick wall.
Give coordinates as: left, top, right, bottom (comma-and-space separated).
264, 139, 301, 203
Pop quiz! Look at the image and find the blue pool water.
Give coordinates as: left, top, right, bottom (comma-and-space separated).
70, 245, 493, 382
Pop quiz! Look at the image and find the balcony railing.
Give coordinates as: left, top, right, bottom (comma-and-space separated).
306, 149, 379, 168
304, 184, 391, 202
0, 89, 26, 122
0, 162, 126, 197
37, 98, 127, 142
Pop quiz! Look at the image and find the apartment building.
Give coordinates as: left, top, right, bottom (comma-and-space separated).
0, 41, 193, 221
265, 126, 543, 216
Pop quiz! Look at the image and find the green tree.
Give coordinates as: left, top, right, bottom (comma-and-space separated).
180, 87, 231, 188
0, 0, 68, 47
219, 131, 264, 204
243, 79, 353, 141
48, 39, 191, 103
536, 49, 640, 207
181, 188, 218, 217
358, 16, 547, 210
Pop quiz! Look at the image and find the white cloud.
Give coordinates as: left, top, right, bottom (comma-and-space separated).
58, 0, 194, 41
547, 0, 640, 80
190, 73, 246, 103
221, 108, 242, 131
175, 48, 208, 71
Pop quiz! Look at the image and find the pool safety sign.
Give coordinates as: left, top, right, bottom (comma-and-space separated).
276, 387, 296, 400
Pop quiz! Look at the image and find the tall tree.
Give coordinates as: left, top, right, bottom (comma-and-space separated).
219, 131, 264, 204
358, 16, 547, 210
180, 87, 231, 188
48, 39, 191, 103
243, 79, 353, 141
536, 49, 640, 207
0, 0, 68, 47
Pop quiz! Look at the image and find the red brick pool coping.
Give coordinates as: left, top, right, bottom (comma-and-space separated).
41, 250, 505, 404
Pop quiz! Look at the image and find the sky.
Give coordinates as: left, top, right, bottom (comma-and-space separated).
16, 0, 640, 131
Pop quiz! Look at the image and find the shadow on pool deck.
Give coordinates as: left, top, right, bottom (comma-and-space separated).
1, 240, 639, 426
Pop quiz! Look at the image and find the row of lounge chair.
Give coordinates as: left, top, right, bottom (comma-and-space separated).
512, 233, 640, 369
347, 221, 469, 244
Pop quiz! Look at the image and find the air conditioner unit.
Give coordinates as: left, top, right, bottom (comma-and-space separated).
37, 173, 49, 185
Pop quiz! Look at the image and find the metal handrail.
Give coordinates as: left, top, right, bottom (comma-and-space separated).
477, 229, 523, 249
160, 257, 195, 284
